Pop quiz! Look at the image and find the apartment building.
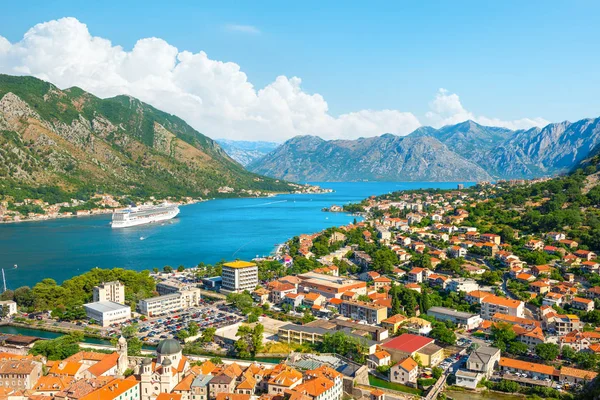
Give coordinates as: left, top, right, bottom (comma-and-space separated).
427, 307, 482, 330
480, 295, 524, 320
339, 300, 388, 324
156, 280, 202, 308
0, 359, 43, 390
221, 261, 258, 294
139, 293, 184, 317
93, 281, 125, 304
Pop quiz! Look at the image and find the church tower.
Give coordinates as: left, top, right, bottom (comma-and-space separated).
117, 336, 128, 374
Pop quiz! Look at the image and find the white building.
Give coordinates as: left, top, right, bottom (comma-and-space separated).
446, 278, 479, 294
427, 307, 482, 330
138, 293, 183, 317
84, 301, 131, 327
93, 281, 125, 304
156, 280, 202, 308
0, 300, 17, 316
221, 261, 258, 293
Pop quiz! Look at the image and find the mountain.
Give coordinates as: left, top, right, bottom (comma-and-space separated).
251, 118, 600, 182
248, 134, 492, 182
216, 139, 279, 166
0, 74, 294, 200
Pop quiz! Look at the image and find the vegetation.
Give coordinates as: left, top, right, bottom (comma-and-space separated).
234, 324, 264, 358
29, 332, 83, 360
318, 331, 367, 364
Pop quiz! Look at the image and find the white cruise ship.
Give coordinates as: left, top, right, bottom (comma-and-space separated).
111, 203, 180, 228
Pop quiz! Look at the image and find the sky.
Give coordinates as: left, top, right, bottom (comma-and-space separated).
1, 1, 599, 142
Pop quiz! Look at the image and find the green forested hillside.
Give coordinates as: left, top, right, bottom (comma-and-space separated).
0, 74, 294, 203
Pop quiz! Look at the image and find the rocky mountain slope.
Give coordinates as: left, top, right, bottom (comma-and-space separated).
248, 134, 492, 182
216, 139, 279, 166
250, 118, 600, 182
0, 74, 294, 200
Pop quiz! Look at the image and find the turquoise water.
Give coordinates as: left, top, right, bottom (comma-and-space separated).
0, 182, 471, 289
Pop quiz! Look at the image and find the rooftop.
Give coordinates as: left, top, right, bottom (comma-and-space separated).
382, 333, 433, 353
223, 261, 257, 269
83, 301, 130, 313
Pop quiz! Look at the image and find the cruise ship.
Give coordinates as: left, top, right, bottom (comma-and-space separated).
111, 203, 180, 228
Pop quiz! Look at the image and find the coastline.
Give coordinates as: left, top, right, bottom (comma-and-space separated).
0, 185, 332, 225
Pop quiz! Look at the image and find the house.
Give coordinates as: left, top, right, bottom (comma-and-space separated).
455, 369, 483, 390
546, 232, 566, 241
369, 351, 391, 368
529, 281, 550, 294
574, 250, 597, 261
390, 357, 419, 385
283, 293, 304, 309
303, 293, 326, 308
403, 317, 432, 335
531, 264, 552, 277
267, 365, 303, 395
571, 297, 595, 312
465, 346, 500, 378
480, 234, 501, 245
252, 288, 270, 304
449, 246, 467, 258
559, 367, 598, 385
446, 278, 479, 294
407, 268, 427, 283
373, 277, 392, 289
525, 239, 544, 251
559, 239, 579, 249
381, 334, 443, 366
543, 292, 564, 307
381, 314, 408, 334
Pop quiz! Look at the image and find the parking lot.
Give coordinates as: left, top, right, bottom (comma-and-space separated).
107, 302, 245, 344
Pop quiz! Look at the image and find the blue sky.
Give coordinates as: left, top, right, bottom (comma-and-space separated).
1, 1, 599, 141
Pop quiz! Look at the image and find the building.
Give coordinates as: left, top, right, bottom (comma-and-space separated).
455, 369, 483, 389
138, 293, 183, 317
499, 357, 557, 381
559, 367, 597, 385
381, 314, 407, 334
339, 300, 387, 324
0, 300, 17, 316
480, 295, 524, 320
446, 278, 479, 294
221, 261, 259, 294
390, 357, 418, 385
79, 377, 139, 400
427, 307, 482, 330
156, 280, 202, 307
139, 339, 189, 400
93, 281, 125, 304
465, 346, 500, 378
83, 301, 131, 327
0, 359, 43, 390
208, 374, 235, 399
297, 272, 367, 299
381, 334, 443, 366
571, 297, 595, 312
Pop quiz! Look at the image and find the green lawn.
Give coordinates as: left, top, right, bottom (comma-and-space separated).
368, 375, 424, 396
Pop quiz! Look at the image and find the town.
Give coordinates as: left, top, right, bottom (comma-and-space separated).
0, 173, 599, 400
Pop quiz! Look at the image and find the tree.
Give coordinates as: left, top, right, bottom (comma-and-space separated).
320, 331, 367, 364
491, 322, 516, 351
430, 325, 456, 345
177, 265, 185, 272
14, 286, 34, 309
561, 345, 576, 361
301, 309, 315, 324
188, 321, 199, 337
227, 292, 253, 314
163, 266, 173, 273
508, 341, 528, 356
127, 337, 143, 356
29, 332, 82, 360
535, 343, 559, 362
282, 303, 293, 314
121, 323, 138, 339
201, 327, 216, 343
235, 324, 264, 358
177, 330, 190, 341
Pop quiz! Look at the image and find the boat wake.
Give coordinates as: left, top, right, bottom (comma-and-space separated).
240, 200, 288, 208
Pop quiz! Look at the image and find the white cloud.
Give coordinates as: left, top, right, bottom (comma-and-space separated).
224, 24, 261, 35
0, 18, 548, 142
425, 88, 549, 130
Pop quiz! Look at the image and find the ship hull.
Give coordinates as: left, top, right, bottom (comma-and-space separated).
111, 207, 180, 228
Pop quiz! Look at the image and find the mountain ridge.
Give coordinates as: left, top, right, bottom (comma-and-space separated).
250, 117, 600, 182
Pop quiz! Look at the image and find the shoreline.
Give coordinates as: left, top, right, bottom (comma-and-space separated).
0, 187, 333, 225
